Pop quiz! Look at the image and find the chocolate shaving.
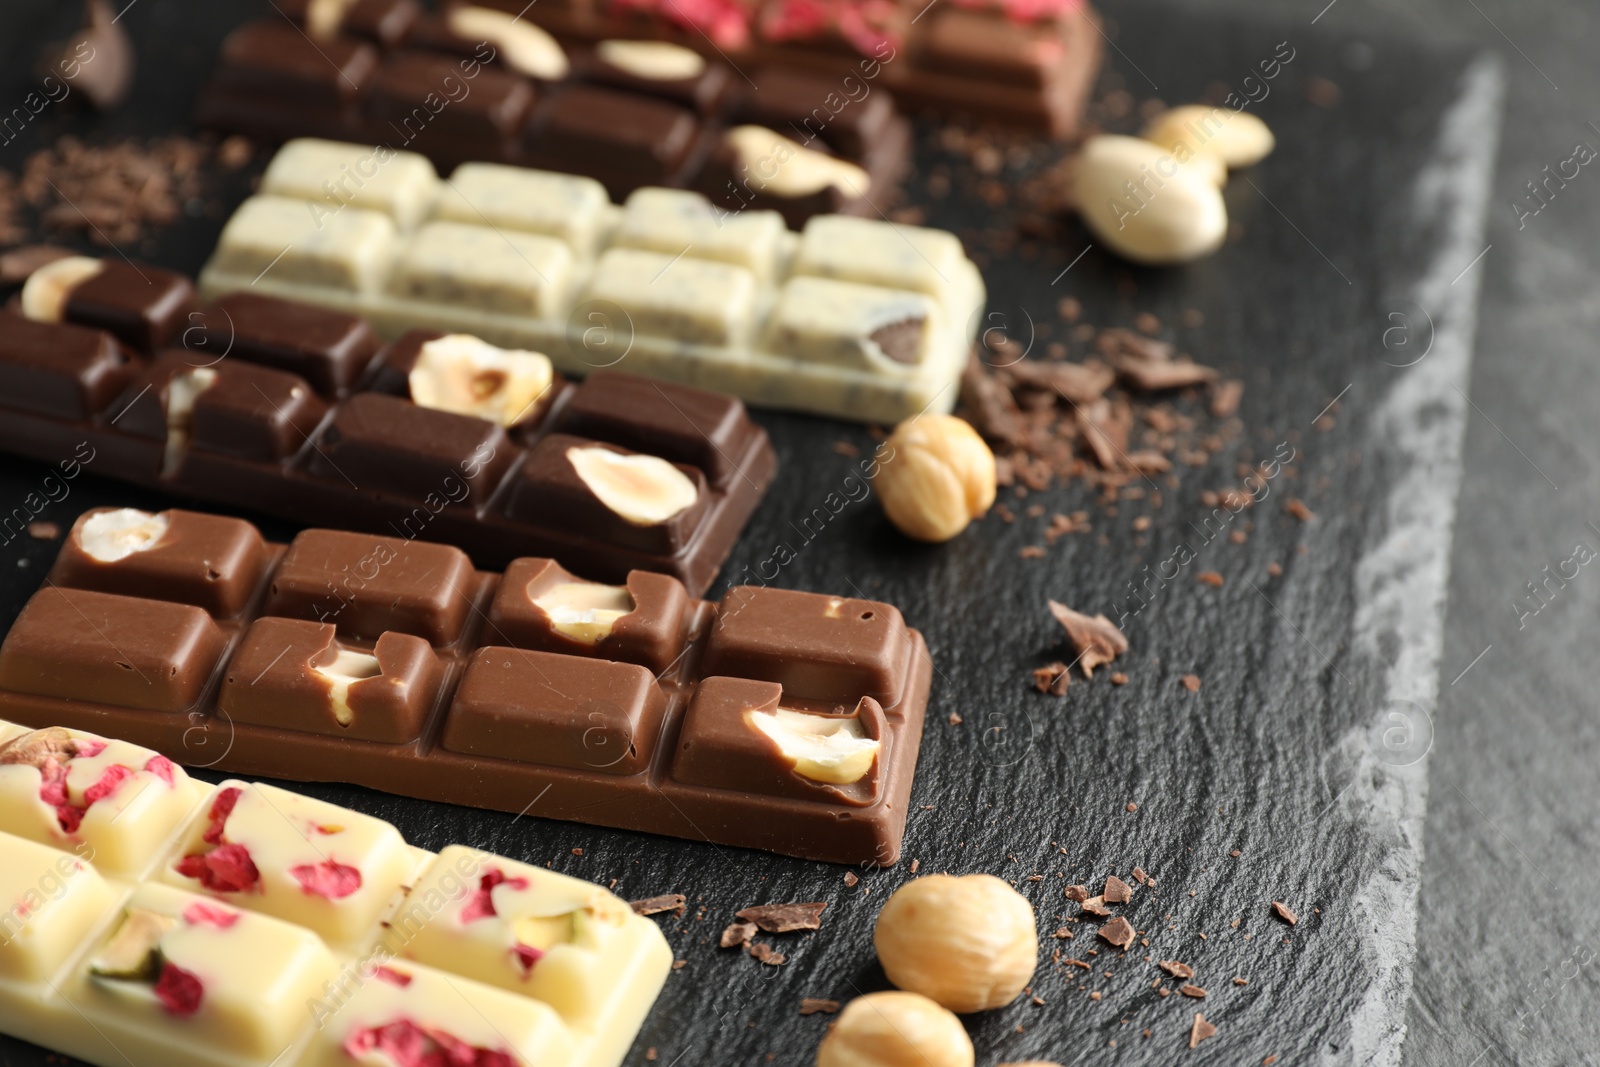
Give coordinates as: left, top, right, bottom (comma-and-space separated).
1096, 328, 1175, 364
1080, 896, 1111, 917
1189, 1013, 1217, 1049
735, 902, 827, 933
720, 921, 757, 949
1064, 884, 1089, 902
1158, 960, 1194, 980
1075, 397, 1132, 470
1005, 360, 1115, 405
1103, 875, 1132, 903
960, 353, 1028, 445
1117, 359, 1219, 392
1211, 379, 1244, 418
1271, 901, 1299, 925
1131, 867, 1152, 886
1098, 916, 1135, 949
799, 998, 839, 1015
1181, 674, 1201, 692
629, 894, 686, 916
1047, 601, 1129, 677
747, 942, 786, 966
843, 871, 858, 887
1180, 984, 1208, 998
1032, 661, 1071, 696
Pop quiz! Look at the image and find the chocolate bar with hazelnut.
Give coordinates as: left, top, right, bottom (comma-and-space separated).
0, 506, 933, 867
0, 256, 775, 594
196, 12, 914, 219
0, 717, 671, 1067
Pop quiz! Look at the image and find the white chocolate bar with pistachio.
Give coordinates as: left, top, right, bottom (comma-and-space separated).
198, 138, 985, 424
0, 720, 671, 1067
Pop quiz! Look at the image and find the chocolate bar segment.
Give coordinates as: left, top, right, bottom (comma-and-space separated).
0, 720, 672, 1067
63, 261, 195, 352
199, 291, 381, 396
310, 392, 517, 505
0, 588, 226, 713
0, 509, 931, 866
0, 317, 134, 420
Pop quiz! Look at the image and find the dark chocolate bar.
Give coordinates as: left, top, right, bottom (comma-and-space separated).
0, 256, 775, 594
196, 10, 915, 221
0, 507, 932, 866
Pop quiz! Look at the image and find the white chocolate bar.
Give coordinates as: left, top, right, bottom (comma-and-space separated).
0, 719, 671, 1067
198, 138, 985, 424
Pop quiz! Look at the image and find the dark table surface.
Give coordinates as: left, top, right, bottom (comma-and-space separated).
0, 0, 1586, 1065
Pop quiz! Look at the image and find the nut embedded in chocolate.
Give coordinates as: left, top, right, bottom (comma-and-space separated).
567, 445, 699, 527
89, 908, 177, 982
0, 726, 81, 768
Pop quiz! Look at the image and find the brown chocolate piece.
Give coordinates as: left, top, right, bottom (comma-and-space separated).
1103, 875, 1132, 903
0, 509, 931, 866
524, 86, 704, 195
720, 921, 757, 948
220, 618, 441, 743
703, 587, 913, 709
1047, 599, 1128, 677
311, 393, 516, 507
263, 528, 480, 645
630, 893, 686, 916
54, 508, 269, 618
1158, 960, 1194, 979
735, 902, 827, 932
212, 21, 379, 110
1271, 900, 1299, 925
1190, 1013, 1217, 1048
65, 261, 196, 352
199, 292, 382, 396
0, 588, 225, 713
1098, 916, 1135, 949
0, 316, 134, 420
798, 998, 839, 1015
368, 54, 537, 161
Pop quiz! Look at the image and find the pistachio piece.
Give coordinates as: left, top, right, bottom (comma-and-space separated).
90, 908, 178, 982
0, 726, 81, 769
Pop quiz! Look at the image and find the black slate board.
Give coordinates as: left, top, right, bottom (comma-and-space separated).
0, 2, 1501, 1064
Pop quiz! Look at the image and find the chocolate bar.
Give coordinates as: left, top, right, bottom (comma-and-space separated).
0, 507, 933, 866
451, 0, 1104, 137
0, 254, 776, 591
0, 719, 670, 1067
194, 138, 981, 424
196, 8, 914, 223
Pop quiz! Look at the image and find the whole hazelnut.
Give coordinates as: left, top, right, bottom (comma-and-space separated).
873, 874, 1037, 1013
815, 991, 973, 1067
874, 415, 996, 543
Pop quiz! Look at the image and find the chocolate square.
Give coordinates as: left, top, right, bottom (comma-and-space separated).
524, 86, 703, 193
503, 434, 710, 555
263, 528, 478, 645
0, 316, 134, 420
64, 261, 196, 353
190, 357, 328, 463
701, 587, 914, 708
0, 588, 226, 713
54, 508, 269, 619
484, 558, 693, 674
200, 292, 381, 396
214, 21, 380, 109
735, 66, 897, 158
367, 53, 536, 160
219, 617, 441, 743
309, 393, 517, 507
441, 647, 666, 775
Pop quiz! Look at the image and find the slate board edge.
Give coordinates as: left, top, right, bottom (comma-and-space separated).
1337, 53, 1504, 1067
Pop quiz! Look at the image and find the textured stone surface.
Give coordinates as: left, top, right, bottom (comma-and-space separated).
0, 1, 1515, 1064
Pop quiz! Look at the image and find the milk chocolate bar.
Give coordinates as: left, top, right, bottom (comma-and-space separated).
0, 507, 933, 866
0, 719, 671, 1067
196, 10, 913, 223
458, 0, 1104, 136
195, 138, 982, 424
0, 255, 776, 591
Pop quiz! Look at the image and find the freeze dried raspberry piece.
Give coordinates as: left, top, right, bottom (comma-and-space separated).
76, 739, 107, 758
372, 965, 413, 988
176, 842, 260, 892
82, 764, 134, 807
201, 786, 243, 845
460, 868, 529, 924
343, 1019, 516, 1067
182, 901, 240, 928
291, 860, 363, 900
144, 754, 176, 786
510, 943, 544, 975
154, 962, 204, 1016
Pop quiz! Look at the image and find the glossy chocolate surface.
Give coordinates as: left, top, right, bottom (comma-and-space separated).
0, 508, 932, 866
0, 268, 776, 594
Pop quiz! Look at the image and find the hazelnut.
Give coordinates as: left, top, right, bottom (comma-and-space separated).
447, 6, 569, 80
567, 446, 698, 526
874, 415, 995, 543
815, 991, 973, 1067
1142, 105, 1275, 172
596, 39, 706, 81
726, 126, 871, 199
79, 508, 171, 563
1072, 135, 1228, 265
748, 704, 879, 784
873, 874, 1037, 1013
20, 255, 103, 323
409, 334, 554, 428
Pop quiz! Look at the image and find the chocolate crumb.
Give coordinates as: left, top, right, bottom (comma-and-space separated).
1158, 960, 1194, 979
1054, 927, 1074, 939
720, 921, 757, 948
1180, 984, 1208, 998
1196, 571, 1224, 587
1230, 850, 1242, 857
736, 902, 827, 933
1131, 866, 1151, 886
831, 440, 860, 457
1285, 498, 1314, 522
570, 848, 583, 856
1233, 977, 1248, 986
1032, 661, 1071, 696
1110, 672, 1129, 686
1089, 990, 1102, 1001
1065, 884, 1090, 902
1210, 379, 1244, 418
1103, 876, 1132, 903
1126, 802, 1138, 812
26, 521, 61, 541
217, 135, 253, 170
947, 712, 964, 725
799, 998, 839, 1015
1180, 674, 1201, 692
1064, 958, 1090, 969
1267, 562, 1283, 577
747, 942, 786, 966
1081, 896, 1111, 917
1099, 916, 1135, 949
909, 859, 919, 873
1189, 1013, 1217, 1049
1271, 901, 1299, 925
843, 871, 859, 887
629, 894, 686, 916
671, 959, 686, 969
